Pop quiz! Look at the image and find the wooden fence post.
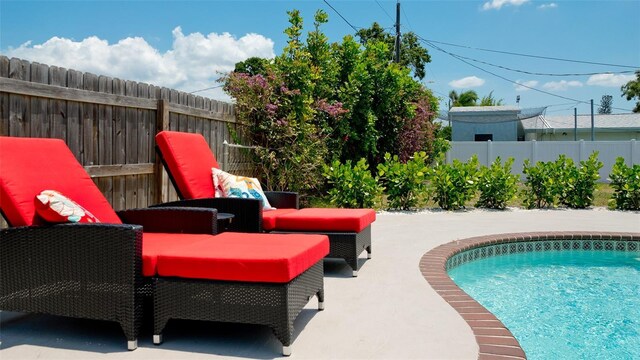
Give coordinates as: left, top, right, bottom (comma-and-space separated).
155, 99, 169, 204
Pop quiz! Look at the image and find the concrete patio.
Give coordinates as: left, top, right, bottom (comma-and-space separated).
1, 208, 638, 359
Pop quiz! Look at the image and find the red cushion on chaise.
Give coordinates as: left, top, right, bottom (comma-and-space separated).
156, 131, 220, 199
157, 232, 329, 283
274, 208, 376, 233
262, 208, 298, 231
0, 136, 122, 226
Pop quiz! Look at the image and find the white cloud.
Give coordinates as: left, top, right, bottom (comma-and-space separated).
514, 80, 539, 91
537, 3, 558, 10
586, 73, 635, 87
2, 27, 275, 100
449, 76, 485, 89
482, 0, 530, 11
542, 80, 583, 91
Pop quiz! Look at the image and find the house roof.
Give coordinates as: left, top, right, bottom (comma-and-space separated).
449, 106, 520, 114
448, 106, 521, 124
521, 113, 640, 131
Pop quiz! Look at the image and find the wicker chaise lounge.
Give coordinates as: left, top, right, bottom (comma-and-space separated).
155, 130, 376, 276
0, 136, 328, 356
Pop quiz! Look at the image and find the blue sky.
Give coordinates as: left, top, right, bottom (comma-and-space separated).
1, 0, 639, 116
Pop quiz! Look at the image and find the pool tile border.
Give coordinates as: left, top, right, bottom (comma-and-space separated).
419, 232, 640, 360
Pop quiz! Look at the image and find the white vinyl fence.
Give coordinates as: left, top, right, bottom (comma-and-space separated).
446, 140, 639, 183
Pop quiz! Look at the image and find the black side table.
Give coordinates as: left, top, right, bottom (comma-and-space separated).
217, 212, 235, 233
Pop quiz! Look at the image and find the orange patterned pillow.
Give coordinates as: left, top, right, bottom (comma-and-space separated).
34, 190, 101, 223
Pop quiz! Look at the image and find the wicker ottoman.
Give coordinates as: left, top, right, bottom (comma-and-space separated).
152, 232, 328, 356
271, 208, 376, 276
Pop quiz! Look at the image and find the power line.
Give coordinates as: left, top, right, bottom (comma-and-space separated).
420, 37, 635, 112
423, 38, 639, 69
190, 85, 223, 94
421, 38, 585, 103
323, 0, 360, 32
400, 3, 414, 32
375, 0, 394, 23
452, 53, 635, 77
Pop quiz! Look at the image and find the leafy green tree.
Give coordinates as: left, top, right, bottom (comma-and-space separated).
479, 91, 504, 106
598, 95, 613, 114
436, 123, 451, 141
355, 22, 431, 80
225, 9, 440, 196
332, 35, 378, 162
224, 10, 329, 195
398, 95, 437, 162
233, 57, 270, 76
620, 70, 640, 113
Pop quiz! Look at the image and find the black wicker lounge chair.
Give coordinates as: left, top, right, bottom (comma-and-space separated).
0, 136, 328, 356
155, 130, 376, 276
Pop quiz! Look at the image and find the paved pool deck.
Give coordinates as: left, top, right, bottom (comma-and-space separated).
1, 208, 638, 359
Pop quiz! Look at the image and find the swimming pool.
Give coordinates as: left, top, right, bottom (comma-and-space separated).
420, 232, 640, 360
449, 250, 640, 359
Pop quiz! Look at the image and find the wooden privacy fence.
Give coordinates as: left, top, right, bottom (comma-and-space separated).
0, 56, 254, 227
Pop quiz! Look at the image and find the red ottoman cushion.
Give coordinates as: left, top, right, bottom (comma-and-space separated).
274, 208, 376, 233
156, 232, 329, 283
142, 233, 214, 277
262, 208, 298, 231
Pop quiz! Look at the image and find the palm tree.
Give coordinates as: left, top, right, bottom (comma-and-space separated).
449, 90, 478, 108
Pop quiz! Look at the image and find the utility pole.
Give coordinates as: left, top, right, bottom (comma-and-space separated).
590, 99, 595, 141
395, 0, 401, 63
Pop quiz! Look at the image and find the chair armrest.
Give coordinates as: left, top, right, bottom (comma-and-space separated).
1, 223, 144, 299
264, 191, 299, 209
117, 207, 218, 235
151, 198, 263, 233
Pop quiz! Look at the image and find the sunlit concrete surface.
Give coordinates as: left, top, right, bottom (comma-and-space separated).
1, 208, 638, 359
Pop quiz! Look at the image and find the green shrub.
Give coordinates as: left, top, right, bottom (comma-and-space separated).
323, 158, 382, 208
377, 151, 429, 210
476, 157, 518, 210
521, 159, 557, 209
556, 152, 603, 209
608, 157, 640, 210
430, 155, 479, 210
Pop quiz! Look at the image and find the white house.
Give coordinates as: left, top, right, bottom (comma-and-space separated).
521, 113, 640, 141
449, 106, 522, 141
448, 106, 640, 142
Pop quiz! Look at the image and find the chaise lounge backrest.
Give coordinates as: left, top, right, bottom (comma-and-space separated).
155, 131, 220, 200
0, 136, 122, 226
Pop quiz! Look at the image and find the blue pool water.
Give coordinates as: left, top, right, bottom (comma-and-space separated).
448, 250, 640, 360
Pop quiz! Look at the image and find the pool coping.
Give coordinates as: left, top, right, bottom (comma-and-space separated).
419, 231, 640, 360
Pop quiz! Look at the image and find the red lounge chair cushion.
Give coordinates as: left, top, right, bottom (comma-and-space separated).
34, 190, 101, 223
274, 208, 376, 233
157, 232, 330, 283
142, 233, 214, 277
0, 137, 122, 227
156, 131, 219, 199
262, 208, 298, 231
